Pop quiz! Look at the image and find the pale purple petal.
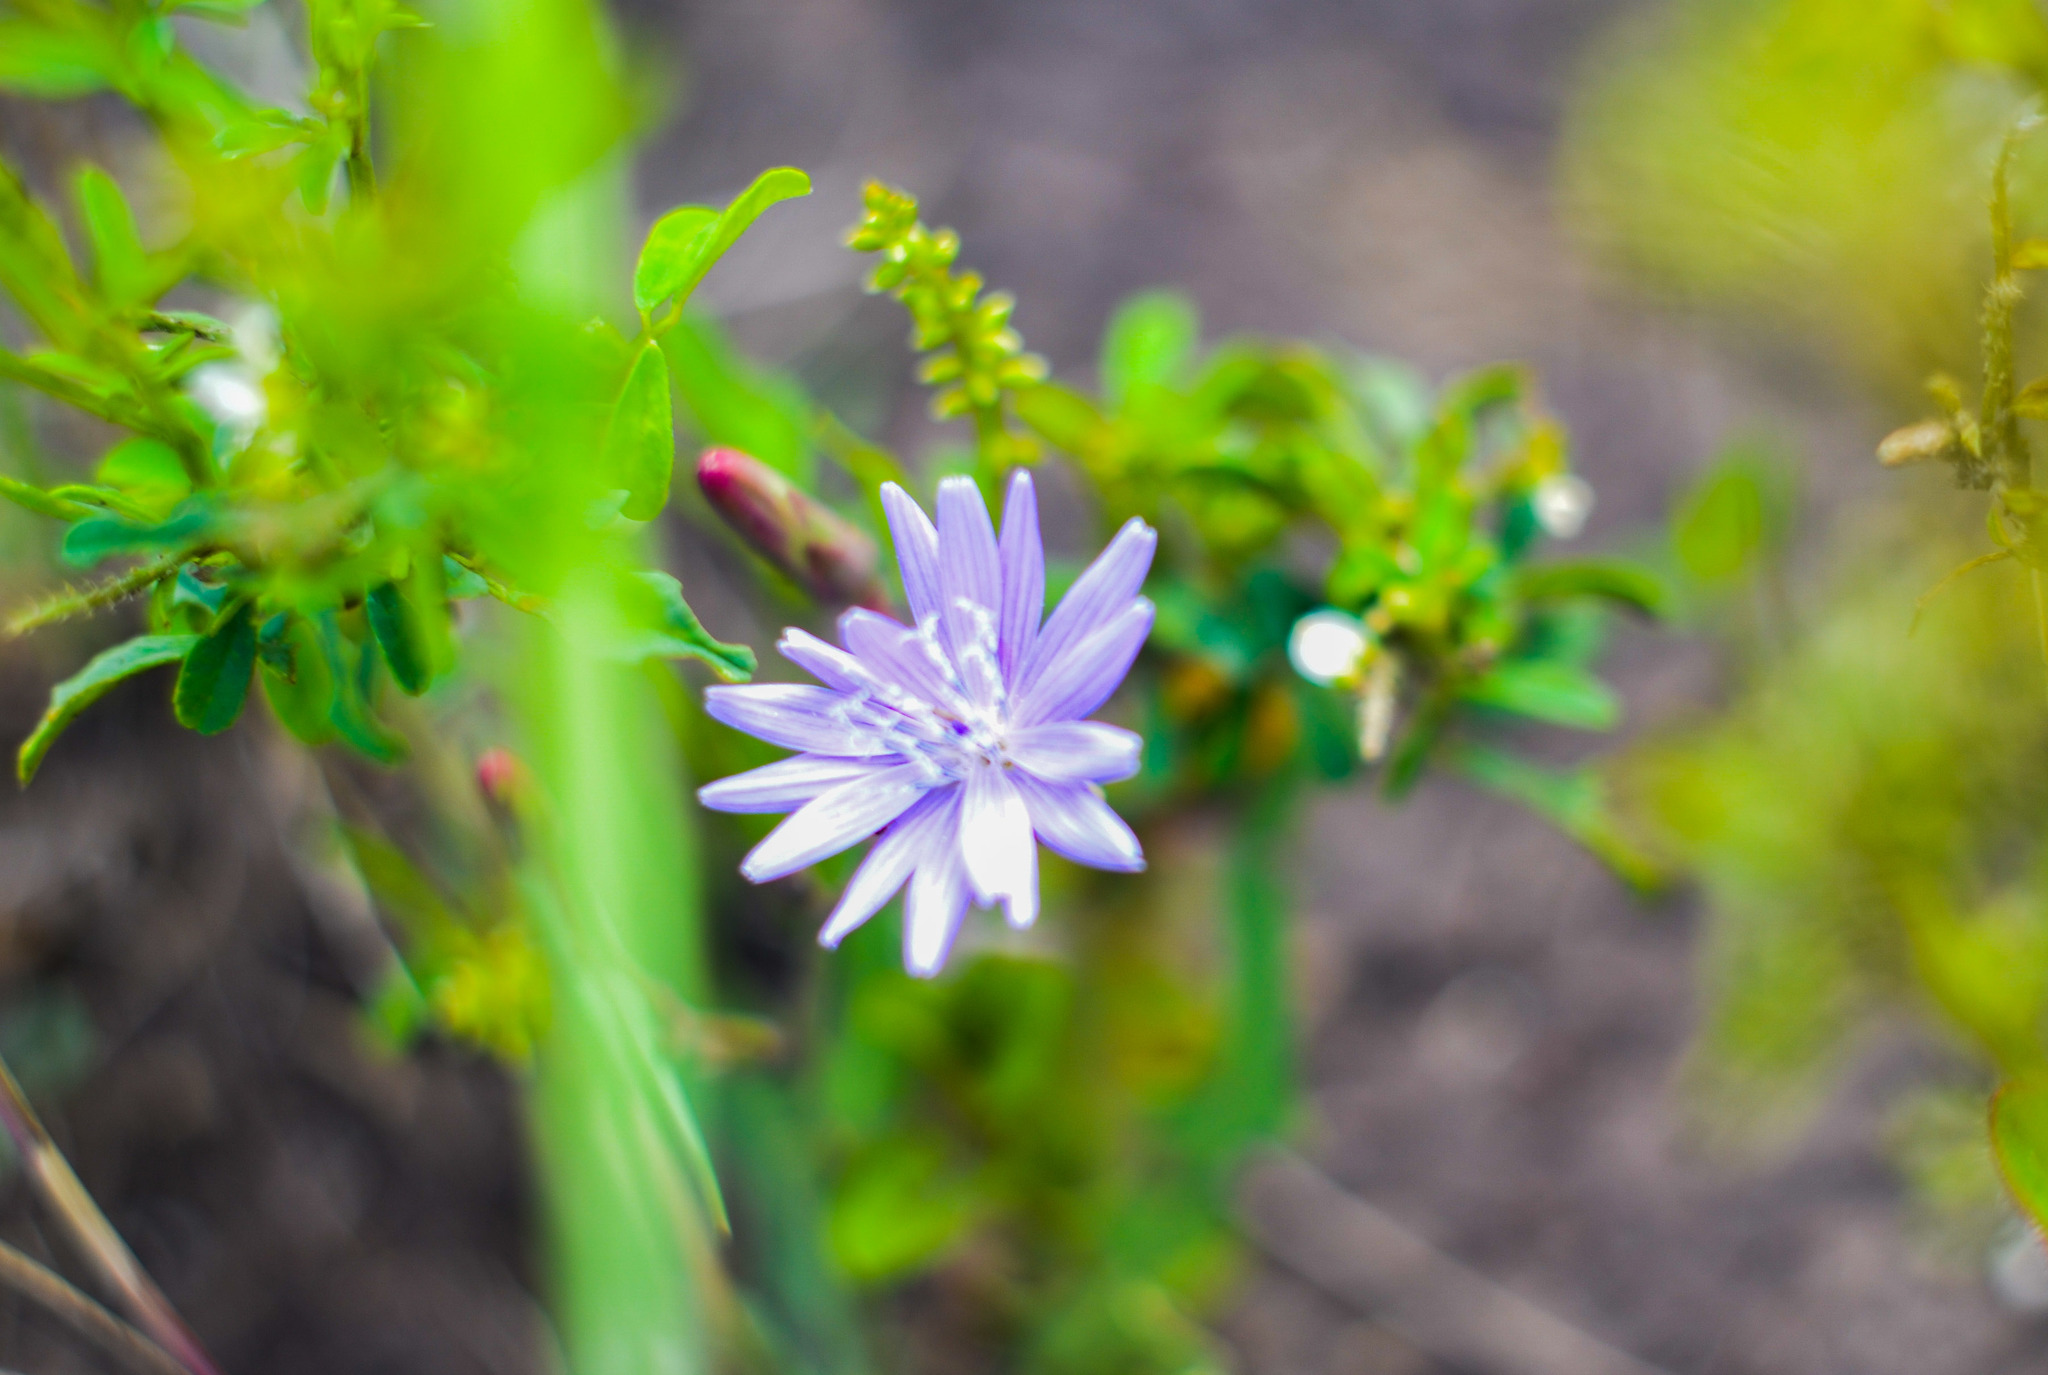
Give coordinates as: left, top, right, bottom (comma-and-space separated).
839, 608, 963, 711
935, 476, 1001, 657
818, 789, 954, 948
698, 754, 896, 814
997, 470, 1044, 683
880, 482, 943, 629
1008, 722, 1141, 784
1016, 516, 1155, 694
705, 684, 898, 756
1015, 598, 1154, 727
776, 628, 875, 695
959, 763, 1037, 930
903, 794, 971, 977
1012, 773, 1145, 873
739, 764, 931, 882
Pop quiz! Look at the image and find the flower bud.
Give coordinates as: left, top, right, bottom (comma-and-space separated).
696, 447, 889, 611
476, 746, 528, 805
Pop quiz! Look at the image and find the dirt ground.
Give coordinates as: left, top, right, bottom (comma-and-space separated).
2, 0, 2041, 1371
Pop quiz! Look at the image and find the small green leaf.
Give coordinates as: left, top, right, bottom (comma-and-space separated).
1448, 743, 1666, 892
174, 600, 257, 734
665, 315, 814, 483
1014, 381, 1105, 454
96, 438, 192, 517
1513, 558, 1671, 617
73, 166, 148, 308
61, 501, 213, 568
633, 207, 717, 316
0, 25, 107, 97
621, 571, 755, 680
18, 634, 196, 784
318, 614, 407, 763
257, 615, 337, 745
606, 342, 676, 522
367, 565, 453, 696
1992, 1080, 2048, 1233
1101, 290, 1198, 404
2014, 239, 2048, 271
634, 166, 811, 319
1458, 659, 1620, 731
828, 1137, 983, 1281
1671, 446, 1792, 588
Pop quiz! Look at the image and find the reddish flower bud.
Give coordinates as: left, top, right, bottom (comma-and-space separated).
696, 447, 889, 612
476, 746, 528, 805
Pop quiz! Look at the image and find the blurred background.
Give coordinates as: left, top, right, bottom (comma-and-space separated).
7, 0, 2045, 1372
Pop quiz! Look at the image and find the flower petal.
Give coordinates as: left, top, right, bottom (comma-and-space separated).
699, 754, 896, 814
998, 469, 1044, 684
818, 789, 954, 948
1008, 722, 1142, 784
935, 476, 1004, 706
960, 763, 1037, 930
903, 794, 971, 977
881, 482, 943, 630
705, 684, 900, 756
740, 763, 930, 882
1015, 597, 1154, 727
1017, 516, 1155, 694
777, 627, 871, 693
1012, 773, 1145, 873
839, 608, 962, 710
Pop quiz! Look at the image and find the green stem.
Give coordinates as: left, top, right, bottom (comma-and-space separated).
1217, 773, 1302, 1148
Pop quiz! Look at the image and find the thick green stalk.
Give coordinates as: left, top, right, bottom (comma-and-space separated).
519, 573, 714, 1375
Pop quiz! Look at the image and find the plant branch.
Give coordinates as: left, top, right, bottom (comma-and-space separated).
0, 1053, 223, 1375
0, 1237, 191, 1375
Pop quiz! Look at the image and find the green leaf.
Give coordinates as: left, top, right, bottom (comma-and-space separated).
1458, 659, 1621, 731
174, 599, 257, 734
828, 1137, 983, 1282
1448, 743, 1666, 892
1671, 445, 1793, 588
2014, 239, 2048, 271
1013, 381, 1104, 454
96, 438, 193, 517
620, 571, 755, 681
370, 557, 454, 697
606, 342, 676, 522
0, 25, 107, 97
18, 634, 195, 784
633, 207, 717, 316
634, 166, 811, 319
73, 166, 148, 308
1513, 558, 1671, 617
1101, 290, 1198, 404
317, 614, 407, 763
1992, 1080, 2048, 1234
665, 315, 814, 484
61, 501, 213, 568
367, 580, 434, 695
257, 615, 337, 745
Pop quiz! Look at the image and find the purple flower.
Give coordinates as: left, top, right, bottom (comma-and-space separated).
698, 471, 1156, 976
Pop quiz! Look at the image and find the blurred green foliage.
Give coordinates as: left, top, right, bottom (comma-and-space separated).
1575, 0, 2048, 1246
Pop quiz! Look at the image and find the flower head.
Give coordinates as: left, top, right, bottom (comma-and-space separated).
698, 471, 1156, 976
